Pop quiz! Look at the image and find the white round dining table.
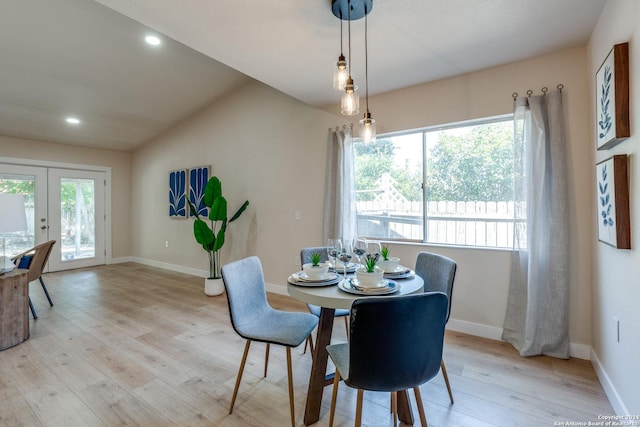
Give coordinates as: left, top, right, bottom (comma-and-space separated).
287, 273, 424, 426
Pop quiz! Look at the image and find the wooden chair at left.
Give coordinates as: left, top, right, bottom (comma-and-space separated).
11, 240, 56, 319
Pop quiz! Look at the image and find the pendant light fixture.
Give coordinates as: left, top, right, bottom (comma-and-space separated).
332, 0, 373, 119
358, 5, 376, 143
333, 18, 348, 90
341, 0, 359, 116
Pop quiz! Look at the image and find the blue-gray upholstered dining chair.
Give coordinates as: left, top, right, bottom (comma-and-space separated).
326, 292, 449, 427
415, 251, 457, 404
221, 256, 318, 427
300, 247, 350, 353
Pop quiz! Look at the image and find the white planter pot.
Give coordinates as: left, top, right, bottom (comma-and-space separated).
204, 277, 225, 296
355, 266, 385, 288
378, 257, 401, 272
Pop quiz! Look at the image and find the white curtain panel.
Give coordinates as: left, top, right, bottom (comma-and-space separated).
502, 91, 570, 358
323, 128, 357, 244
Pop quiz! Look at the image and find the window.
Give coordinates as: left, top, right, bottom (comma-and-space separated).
353, 115, 516, 248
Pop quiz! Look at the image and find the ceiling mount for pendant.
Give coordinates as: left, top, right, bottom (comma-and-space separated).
332, 0, 373, 21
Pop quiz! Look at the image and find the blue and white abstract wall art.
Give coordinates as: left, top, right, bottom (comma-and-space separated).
169, 169, 187, 218
188, 166, 210, 217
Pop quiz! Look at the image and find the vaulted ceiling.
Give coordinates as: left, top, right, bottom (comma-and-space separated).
0, 0, 607, 151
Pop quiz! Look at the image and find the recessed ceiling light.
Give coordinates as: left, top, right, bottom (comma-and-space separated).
66, 117, 81, 125
145, 35, 161, 46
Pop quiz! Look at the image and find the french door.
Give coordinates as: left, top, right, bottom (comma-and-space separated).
0, 163, 106, 272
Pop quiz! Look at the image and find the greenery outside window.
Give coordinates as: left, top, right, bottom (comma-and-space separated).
353, 115, 516, 248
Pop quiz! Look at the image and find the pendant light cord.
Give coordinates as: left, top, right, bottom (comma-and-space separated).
347, 0, 352, 76
364, 7, 369, 111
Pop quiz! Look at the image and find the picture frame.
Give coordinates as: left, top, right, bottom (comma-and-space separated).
188, 165, 210, 217
169, 169, 187, 218
596, 155, 630, 249
596, 42, 630, 150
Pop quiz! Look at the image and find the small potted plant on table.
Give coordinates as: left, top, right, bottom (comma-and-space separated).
302, 251, 329, 279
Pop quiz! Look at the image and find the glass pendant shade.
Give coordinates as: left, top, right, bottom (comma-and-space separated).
341, 78, 359, 115
333, 54, 348, 90
359, 111, 376, 143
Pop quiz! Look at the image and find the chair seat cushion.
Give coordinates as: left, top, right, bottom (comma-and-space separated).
307, 304, 349, 318
326, 342, 350, 380
235, 309, 318, 347
17, 255, 33, 269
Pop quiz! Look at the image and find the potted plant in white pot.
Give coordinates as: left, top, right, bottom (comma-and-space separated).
187, 176, 249, 296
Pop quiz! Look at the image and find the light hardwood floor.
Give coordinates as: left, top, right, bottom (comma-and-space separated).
0, 263, 613, 426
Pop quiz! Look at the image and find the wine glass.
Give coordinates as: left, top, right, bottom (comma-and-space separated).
327, 238, 342, 270
339, 240, 353, 280
353, 238, 367, 267
366, 240, 381, 259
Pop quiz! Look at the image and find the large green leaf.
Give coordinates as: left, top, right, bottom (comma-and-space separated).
229, 200, 250, 223
213, 228, 225, 252
193, 218, 214, 251
204, 177, 222, 207
209, 196, 227, 221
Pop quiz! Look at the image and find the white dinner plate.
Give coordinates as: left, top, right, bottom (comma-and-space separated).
288, 272, 340, 287
330, 262, 358, 273
338, 278, 400, 295
383, 267, 414, 279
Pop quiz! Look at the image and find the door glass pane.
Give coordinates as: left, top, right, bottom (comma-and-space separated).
0, 173, 36, 255
60, 178, 95, 261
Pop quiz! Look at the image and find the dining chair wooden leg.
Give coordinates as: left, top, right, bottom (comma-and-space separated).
307, 334, 315, 359
343, 316, 349, 338
413, 386, 428, 427
303, 334, 310, 354
329, 368, 341, 427
286, 347, 295, 427
264, 343, 270, 377
391, 391, 398, 427
229, 340, 251, 414
441, 359, 454, 404
355, 389, 364, 427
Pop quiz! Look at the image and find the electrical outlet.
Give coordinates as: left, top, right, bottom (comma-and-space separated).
294, 255, 300, 267
165, 240, 169, 248
294, 210, 301, 221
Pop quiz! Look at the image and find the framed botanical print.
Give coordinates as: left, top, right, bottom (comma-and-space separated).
596, 155, 630, 249
596, 42, 630, 150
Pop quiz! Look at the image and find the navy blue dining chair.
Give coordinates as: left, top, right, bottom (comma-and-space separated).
326, 292, 448, 427
415, 251, 457, 404
222, 256, 318, 427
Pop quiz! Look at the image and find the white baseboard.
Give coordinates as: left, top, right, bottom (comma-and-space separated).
128, 262, 592, 361
111, 256, 132, 264
591, 349, 628, 415
130, 256, 208, 278
447, 318, 504, 341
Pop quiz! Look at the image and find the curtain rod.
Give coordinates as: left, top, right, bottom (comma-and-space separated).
512, 83, 564, 100
328, 123, 354, 132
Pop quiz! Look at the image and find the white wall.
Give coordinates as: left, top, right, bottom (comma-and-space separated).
588, 0, 640, 415
132, 46, 594, 359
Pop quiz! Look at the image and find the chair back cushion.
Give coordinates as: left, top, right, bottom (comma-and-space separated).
300, 247, 330, 265
414, 252, 456, 322
221, 256, 270, 335
347, 292, 448, 392
17, 255, 33, 269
